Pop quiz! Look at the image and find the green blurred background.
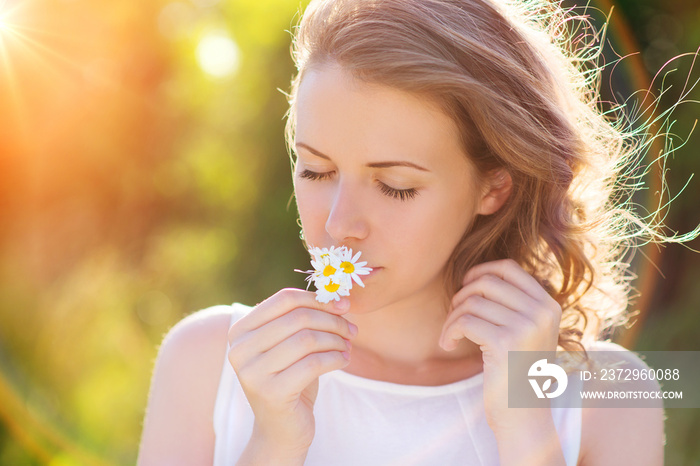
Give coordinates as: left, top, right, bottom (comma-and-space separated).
0, 0, 697, 464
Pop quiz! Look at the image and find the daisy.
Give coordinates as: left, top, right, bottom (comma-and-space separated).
338, 248, 372, 288
314, 278, 351, 303
296, 245, 373, 303
309, 247, 342, 281
296, 246, 343, 293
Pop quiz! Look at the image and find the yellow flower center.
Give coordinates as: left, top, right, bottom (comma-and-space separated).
340, 261, 354, 274
323, 265, 336, 276
324, 281, 340, 292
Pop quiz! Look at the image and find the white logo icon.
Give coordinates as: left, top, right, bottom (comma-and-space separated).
528, 359, 568, 399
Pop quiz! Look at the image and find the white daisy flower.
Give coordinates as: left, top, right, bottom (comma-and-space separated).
296, 245, 373, 303
314, 278, 351, 303
309, 247, 341, 278
338, 248, 372, 288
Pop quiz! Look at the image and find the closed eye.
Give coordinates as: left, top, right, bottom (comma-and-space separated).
298, 169, 334, 182
298, 169, 419, 201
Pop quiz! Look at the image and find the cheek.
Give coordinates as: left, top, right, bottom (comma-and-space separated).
391, 190, 473, 262
294, 183, 329, 233
378, 204, 443, 274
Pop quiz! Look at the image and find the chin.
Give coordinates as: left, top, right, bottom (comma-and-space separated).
345, 287, 385, 314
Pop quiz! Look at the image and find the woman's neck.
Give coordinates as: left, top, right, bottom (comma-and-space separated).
343, 288, 483, 386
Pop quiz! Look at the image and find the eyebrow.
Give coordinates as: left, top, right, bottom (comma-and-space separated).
295, 142, 430, 172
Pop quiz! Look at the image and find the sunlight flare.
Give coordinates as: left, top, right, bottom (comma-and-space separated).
196, 30, 240, 78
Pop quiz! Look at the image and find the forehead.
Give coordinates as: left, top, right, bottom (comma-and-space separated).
294, 64, 473, 173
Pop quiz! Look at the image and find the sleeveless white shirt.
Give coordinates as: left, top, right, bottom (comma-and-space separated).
213, 303, 583, 465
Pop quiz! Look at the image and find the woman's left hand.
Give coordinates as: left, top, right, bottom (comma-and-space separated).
439, 258, 562, 434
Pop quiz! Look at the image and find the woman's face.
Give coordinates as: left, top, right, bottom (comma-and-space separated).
293, 64, 495, 312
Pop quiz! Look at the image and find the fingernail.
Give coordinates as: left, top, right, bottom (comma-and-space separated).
342, 351, 351, 360
348, 322, 358, 337
345, 339, 352, 351
439, 336, 452, 352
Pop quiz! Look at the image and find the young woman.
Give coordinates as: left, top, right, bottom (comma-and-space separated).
138, 0, 683, 464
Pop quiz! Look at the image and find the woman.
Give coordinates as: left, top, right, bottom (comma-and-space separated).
138, 0, 678, 464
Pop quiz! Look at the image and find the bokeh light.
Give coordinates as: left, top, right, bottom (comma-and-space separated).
196, 30, 240, 78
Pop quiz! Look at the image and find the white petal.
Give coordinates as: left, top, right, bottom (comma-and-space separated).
313, 275, 332, 287
351, 274, 365, 288
308, 247, 323, 260
332, 275, 351, 291
310, 260, 323, 271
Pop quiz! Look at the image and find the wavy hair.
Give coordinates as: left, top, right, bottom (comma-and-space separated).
284, 0, 700, 351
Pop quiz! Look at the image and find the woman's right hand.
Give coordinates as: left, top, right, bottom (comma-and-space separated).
227, 288, 357, 462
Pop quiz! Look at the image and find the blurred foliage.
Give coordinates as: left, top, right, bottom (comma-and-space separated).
0, 0, 697, 464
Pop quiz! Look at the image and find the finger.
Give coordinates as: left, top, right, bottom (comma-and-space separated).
443, 295, 513, 336
231, 308, 357, 364
461, 259, 552, 302
229, 329, 349, 396
273, 350, 350, 395
451, 273, 541, 320
441, 313, 502, 351
229, 288, 350, 344
256, 329, 350, 376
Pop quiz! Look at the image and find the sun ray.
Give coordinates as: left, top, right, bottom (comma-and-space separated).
0, 0, 114, 143
0, 0, 28, 29
1, 21, 91, 77
0, 25, 30, 140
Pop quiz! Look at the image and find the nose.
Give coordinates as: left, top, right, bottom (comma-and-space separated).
325, 179, 369, 243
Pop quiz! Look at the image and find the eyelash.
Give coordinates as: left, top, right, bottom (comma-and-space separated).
298, 169, 419, 201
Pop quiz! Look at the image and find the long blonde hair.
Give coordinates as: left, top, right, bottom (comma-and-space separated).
285, 0, 699, 350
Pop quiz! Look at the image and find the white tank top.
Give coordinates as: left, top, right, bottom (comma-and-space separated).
213, 303, 583, 465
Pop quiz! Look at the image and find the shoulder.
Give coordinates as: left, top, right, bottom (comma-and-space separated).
577, 340, 665, 466
138, 303, 250, 465
161, 304, 243, 359
155, 305, 243, 384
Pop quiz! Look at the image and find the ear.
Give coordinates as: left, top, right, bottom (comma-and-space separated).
476, 169, 512, 216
